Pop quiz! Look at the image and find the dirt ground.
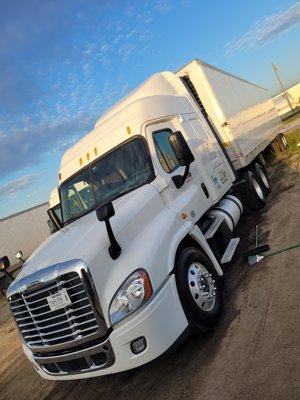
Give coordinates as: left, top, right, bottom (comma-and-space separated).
0, 146, 299, 400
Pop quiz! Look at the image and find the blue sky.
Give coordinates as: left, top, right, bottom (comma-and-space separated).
0, 0, 299, 218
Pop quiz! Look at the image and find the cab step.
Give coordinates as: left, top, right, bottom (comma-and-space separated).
220, 237, 240, 264
204, 215, 224, 239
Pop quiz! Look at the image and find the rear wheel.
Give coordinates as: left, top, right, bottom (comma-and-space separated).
176, 247, 223, 332
272, 133, 287, 153
253, 162, 271, 196
241, 170, 266, 211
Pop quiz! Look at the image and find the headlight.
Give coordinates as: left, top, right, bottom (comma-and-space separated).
109, 270, 152, 325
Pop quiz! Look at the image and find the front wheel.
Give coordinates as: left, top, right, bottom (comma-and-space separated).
176, 248, 223, 332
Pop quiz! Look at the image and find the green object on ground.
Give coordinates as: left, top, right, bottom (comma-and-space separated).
263, 243, 300, 258
247, 243, 300, 266
247, 255, 264, 266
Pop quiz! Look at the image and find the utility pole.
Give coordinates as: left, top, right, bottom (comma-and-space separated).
272, 63, 294, 112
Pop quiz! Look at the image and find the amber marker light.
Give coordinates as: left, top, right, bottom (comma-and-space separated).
181, 212, 188, 220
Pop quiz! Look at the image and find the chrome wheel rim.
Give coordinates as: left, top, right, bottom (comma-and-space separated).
188, 262, 216, 312
253, 178, 264, 200
282, 136, 287, 146
259, 168, 269, 189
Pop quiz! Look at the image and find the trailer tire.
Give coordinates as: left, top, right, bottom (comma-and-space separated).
272, 134, 287, 153
241, 170, 266, 211
175, 247, 223, 332
253, 163, 271, 196
277, 133, 288, 151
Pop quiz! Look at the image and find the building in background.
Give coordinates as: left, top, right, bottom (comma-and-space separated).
273, 82, 300, 117
0, 203, 49, 264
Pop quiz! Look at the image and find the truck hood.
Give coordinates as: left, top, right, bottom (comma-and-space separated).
9, 183, 167, 299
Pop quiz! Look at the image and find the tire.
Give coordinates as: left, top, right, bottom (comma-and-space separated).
241, 170, 266, 211
281, 134, 288, 148
272, 134, 287, 153
175, 247, 223, 332
277, 133, 287, 151
253, 162, 271, 196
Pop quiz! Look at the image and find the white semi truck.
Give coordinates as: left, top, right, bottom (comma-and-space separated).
5, 59, 283, 380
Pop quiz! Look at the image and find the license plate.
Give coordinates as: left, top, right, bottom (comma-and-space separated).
47, 289, 71, 311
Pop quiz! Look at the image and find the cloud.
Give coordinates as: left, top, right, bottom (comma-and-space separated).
154, 0, 172, 13
52, 135, 80, 155
0, 0, 190, 183
0, 0, 111, 115
0, 112, 95, 175
0, 172, 45, 202
226, 2, 300, 55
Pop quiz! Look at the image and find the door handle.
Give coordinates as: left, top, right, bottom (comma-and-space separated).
201, 183, 209, 198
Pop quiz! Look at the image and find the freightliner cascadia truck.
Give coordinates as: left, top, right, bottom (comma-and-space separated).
5, 59, 283, 380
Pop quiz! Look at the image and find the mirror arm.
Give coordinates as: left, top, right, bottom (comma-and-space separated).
182, 164, 190, 181
172, 164, 190, 189
104, 219, 122, 260
2, 269, 14, 282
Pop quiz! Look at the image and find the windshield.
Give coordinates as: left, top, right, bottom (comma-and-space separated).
60, 138, 154, 224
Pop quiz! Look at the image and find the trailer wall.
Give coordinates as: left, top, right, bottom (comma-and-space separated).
0, 203, 49, 263
177, 60, 283, 169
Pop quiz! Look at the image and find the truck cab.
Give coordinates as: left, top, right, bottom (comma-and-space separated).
7, 68, 273, 380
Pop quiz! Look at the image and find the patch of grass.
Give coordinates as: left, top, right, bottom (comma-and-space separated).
286, 128, 300, 153
273, 170, 288, 181
282, 107, 300, 122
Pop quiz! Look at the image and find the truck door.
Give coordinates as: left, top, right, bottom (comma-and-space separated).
146, 115, 234, 221
187, 116, 234, 201
146, 117, 210, 222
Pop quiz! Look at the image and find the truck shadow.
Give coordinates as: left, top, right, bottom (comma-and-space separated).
43, 152, 299, 400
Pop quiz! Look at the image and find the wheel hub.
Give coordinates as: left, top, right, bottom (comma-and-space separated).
253, 178, 264, 200
188, 262, 216, 311
259, 168, 269, 188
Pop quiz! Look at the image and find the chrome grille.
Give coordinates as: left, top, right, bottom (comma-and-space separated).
9, 270, 107, 349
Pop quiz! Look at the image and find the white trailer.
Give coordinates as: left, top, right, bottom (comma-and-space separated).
5, 60, 284, 380
177, 60, 283, 169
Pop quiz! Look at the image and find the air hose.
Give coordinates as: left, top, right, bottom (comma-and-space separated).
263, 243, 300, 258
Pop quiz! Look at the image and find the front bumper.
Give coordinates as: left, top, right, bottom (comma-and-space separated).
25, 275, 188, 380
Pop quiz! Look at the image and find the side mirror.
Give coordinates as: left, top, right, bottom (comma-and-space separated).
168, 131, 195, 189
0, 256, 13, 282
15, 250, 25, 263
96, 202, 115, 222
0, 256, 10, 271
96, 202, 121, 260
168, 131, 195, 167
47, 219, 58, 234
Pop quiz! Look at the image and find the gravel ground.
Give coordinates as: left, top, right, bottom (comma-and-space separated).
0, 150, 299, 400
